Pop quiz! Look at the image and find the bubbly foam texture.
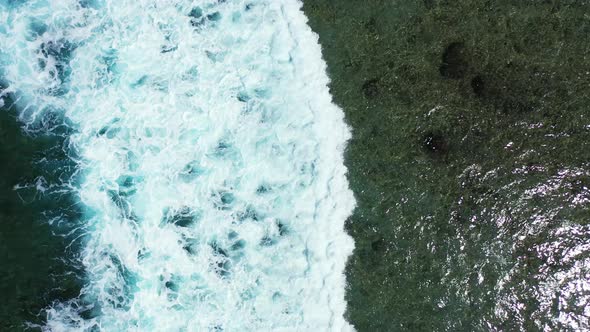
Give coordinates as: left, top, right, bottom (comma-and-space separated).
0, 1, 355, 330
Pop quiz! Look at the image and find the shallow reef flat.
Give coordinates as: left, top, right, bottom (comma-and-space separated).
303, 1, 590, 330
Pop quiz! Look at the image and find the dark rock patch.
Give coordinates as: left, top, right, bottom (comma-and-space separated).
471, 75, 485, 97
362, 79, 380, 98
365, 18, 378, 34
371, 238, 387, 253
422, 131, 448, 155
439, 42, 468, 79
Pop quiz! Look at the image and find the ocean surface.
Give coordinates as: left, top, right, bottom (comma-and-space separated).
0, 0, 354, 330
3, 1, 590, 331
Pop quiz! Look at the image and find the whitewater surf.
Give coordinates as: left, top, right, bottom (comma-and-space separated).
0, 0, 355, 330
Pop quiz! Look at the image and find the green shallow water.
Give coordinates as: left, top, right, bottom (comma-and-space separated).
303, 0, 590, 330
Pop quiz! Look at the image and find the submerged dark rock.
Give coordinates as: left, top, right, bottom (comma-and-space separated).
422, 132, 448, 155
471, 75, 485, 97
370, 238, 387, 253
439, 42, 468, 79
362, 79, 380, 98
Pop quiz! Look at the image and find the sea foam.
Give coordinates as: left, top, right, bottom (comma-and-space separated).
0, 0, 355, 331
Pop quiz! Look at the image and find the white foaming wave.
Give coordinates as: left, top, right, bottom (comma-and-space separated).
1, 0, 355, 331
